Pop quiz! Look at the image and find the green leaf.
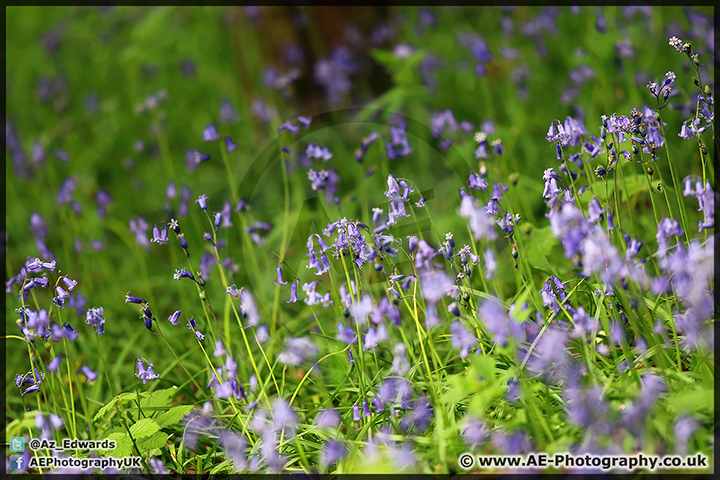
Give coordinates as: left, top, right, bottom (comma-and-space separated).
667, 388, 713, 415
139, 387, 177, 409
470, 355, 497, 382
108, 436, 133, 458
137, 431, 169, 452
130, 418, 161, 438
156, 405, 194, 429
98, 431, 127, 454
523, 225, 557, 267
93, 392, 138, 423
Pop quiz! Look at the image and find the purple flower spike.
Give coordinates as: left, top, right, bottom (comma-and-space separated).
287, 281, 301, 303
195, 194, 209, 211
450, 321, 476, 358
151, 226, 169, 245
85, 307, 106, 335
125, 292, 144, 305
315, 408, 341, 429
168, 310, 182, 325
274, 263, 288, 285
135, 357, 160, 384
47, 356, 63, 373
224, 136, 238, 152
79, 365, 98, 382
202, 123, 221, 142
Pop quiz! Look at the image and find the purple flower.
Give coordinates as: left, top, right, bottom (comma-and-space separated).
47, 356, 63, 373
150, 225, 169, 245
195, 194, 209, 211
240, 289, 261, 326
286, 280, 301, 303
542, 168, 563, 198
79, 365, 98, 382
202, 123, 221, 142
85, 307, 106, 335
185, 149, 210, 172
274, 263, 287, 286
277, 336, 318, 365
420, 270, 454, 305
399, 395, 434, 432
315, 408, 341, 429
673, 416, 698, 455
219, 430, 247, 471
224, 136, 238, 152
125, 292, 144, 305
135, 357, 159, 384
459, 196, 498, 240
320, 439, 346, 466
186, 317, 205, 341
385, 123, 413, 160
149, 458, 167, 474
220, 99, 238, 123
564, 384, 608, 434
168, 310, 182, 326
173, 268, 196, 282
491, 429, 531, 455
479, 298, 523, 346
462, 416, 489, 447
450, 321, 477, 358
528, 328, 569, 375
656, 217, 683, 257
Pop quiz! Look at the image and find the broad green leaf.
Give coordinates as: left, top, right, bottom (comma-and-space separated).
139, 387, 177, 409
157, 405, 194, 429
130, 418, 161, 438
470, 355, 497, 382
108, 436, 133, 459
93, 392, 138, 423
137, 431, 169, 452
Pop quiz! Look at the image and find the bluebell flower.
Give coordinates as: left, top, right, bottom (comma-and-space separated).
274, 263, 287, 285
168, 310, 182, 326
673, 416, 698, 455
277, 336, 318, 365
220, 99, 238, 123
459, 196, 498, 241
226, 284, 242, 298
450, 321, 476, 358
202, 123, 221, 142
286, 280, 300, 303
479, 298, 523, 347
186, 317, 205, 341
277, 120, 299, 136
149, 458, 167, 474
219, 430, 247, 471
173, 268, 195, 281
185, 149, 210, 173
385, 124, 413, 160
79, 365, 98, 382
135, 357, 159, 384
85, 307, 106, 335
47, 355, 63, 373
655, 217, 683, 257
320, 440, 346, 466
125, 292, 144, 305
151, 225, 169, 245
240, 289, 261, 326
224, 136, 237, 153
195, 194, 209, 211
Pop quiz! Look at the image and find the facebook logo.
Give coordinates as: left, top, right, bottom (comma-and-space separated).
9, 455, 25, 470
9, 437, 25, 452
